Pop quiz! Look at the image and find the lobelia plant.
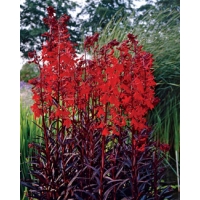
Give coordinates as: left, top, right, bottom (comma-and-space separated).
21, 6, 174, 200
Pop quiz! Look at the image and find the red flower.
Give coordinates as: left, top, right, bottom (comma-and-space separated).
28, 51, 35, 59
28, 77, 39, 85
59, 14, 70, 24
137, 144, 145, 152
64, 118, 71, 127
28, 143, 33, 148
160, 144, 170, 153
153, 97, 160, 106
107, 39, 120, 47
84, 33, 99, 49
102, 128, 109, 136
47, 6, 55, 17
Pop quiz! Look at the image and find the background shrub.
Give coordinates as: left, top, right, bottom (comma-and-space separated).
20, 62, 40, 82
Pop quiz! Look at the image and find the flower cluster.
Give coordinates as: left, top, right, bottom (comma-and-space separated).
29, 6, 159, 135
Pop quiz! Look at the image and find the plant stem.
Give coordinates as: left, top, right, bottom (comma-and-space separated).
100, 135, 105, 200
131, 129, 138, 199
100, 103, 108, 199
153, 150, 158, 200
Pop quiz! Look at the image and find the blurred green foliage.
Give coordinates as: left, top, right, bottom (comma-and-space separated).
20, 62, 39, 82
20, 104, 43, 199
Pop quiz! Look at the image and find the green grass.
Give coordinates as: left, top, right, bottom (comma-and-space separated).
20, 103, 43, 199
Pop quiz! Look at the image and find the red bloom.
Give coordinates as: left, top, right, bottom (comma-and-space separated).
107, 39, 120, 47
59, 14, 70, 24
84, 33, 99, 49
160, 144, 170, 153
28, 51, 36, 59
137, 144, 145, 152
28, 143, 33, 148
127, 33, 137, 41
102, 128, 109, 136
153, 97, 160, 106
28, 77, 39, 85
47, 6, 55, 17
